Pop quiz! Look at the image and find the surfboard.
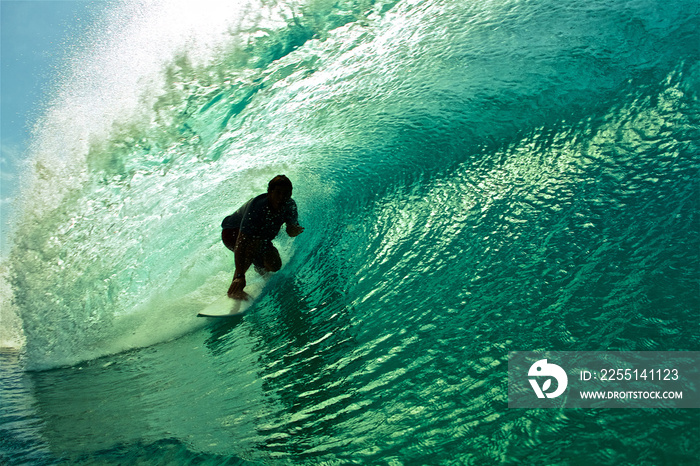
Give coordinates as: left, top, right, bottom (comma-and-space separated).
197, 295, 252, 318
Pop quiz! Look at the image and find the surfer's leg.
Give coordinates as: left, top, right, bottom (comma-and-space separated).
259, 241, 282, 274
252, 244, 268, 276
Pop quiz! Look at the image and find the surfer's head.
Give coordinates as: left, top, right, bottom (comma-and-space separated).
267, 175, 293, 210
268, 175, 293, 193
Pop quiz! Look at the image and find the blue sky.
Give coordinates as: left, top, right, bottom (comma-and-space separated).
1, 0, 103, 255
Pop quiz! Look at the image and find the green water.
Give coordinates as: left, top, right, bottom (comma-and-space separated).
2, 0, 699, 463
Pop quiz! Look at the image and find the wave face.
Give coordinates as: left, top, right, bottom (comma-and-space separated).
3, 0, 700, 463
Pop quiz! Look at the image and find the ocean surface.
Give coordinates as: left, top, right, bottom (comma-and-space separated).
2, 0, 699, 464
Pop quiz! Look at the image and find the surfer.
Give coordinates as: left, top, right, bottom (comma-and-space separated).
222, 175, 304, 299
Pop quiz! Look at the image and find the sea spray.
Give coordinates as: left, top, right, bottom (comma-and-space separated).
6, 0, 383, 369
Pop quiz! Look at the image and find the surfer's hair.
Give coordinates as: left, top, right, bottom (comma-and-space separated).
268, 175, 293, 192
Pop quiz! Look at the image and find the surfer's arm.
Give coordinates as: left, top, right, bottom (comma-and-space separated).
283, 200, 303, 238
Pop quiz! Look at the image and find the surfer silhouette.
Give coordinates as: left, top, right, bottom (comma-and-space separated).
221, 175, 304, 299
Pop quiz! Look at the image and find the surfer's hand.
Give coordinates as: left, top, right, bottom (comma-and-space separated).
287, 224, 304, 237
228, 277, 247, 300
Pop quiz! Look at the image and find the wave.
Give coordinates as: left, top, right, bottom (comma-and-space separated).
3, 0, 699, 370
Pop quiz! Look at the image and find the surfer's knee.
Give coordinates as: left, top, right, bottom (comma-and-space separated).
266, 258, 282, 272
260, 242, 282, 272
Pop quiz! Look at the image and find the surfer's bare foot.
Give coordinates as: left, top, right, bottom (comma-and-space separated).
227, 288, 250, 300
231, 291, 250, 301
227, 277, 249, 300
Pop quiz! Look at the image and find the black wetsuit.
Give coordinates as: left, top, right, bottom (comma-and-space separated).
221, 194, 299, 266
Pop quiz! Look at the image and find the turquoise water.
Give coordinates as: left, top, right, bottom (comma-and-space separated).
2, 0, 699, 463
